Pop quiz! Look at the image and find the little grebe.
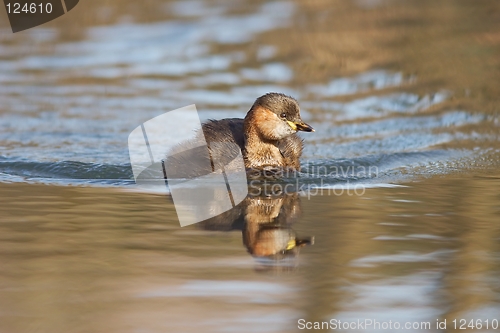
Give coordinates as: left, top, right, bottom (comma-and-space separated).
201, 92, 314, 173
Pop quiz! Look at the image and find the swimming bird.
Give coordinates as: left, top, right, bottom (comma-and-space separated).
202, 92, 314, 174
164, 93, 314, 179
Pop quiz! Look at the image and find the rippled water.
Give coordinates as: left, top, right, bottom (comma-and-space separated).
1, 1, 497, 186
0, 0, 499, 332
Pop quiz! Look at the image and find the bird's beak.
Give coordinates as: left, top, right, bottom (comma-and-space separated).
287, 120, 315, 132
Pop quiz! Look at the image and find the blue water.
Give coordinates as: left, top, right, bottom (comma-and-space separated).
0, 1, 496, 188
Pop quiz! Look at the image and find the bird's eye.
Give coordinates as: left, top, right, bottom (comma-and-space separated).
280, 112, 287, 119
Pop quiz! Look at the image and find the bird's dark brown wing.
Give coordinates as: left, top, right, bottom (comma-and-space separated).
201, 118, 245, 148
201, 118, 246, 171
164, 118, 246, 179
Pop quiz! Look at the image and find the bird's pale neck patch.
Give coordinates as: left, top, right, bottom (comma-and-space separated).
244, 107, 285, 168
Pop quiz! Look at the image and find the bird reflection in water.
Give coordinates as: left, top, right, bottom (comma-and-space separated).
161, 93, 315, 270
198, 187, 314, 273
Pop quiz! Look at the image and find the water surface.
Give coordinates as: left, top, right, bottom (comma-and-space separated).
0, 0, 499, 332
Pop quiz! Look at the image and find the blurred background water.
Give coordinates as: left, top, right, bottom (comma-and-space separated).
0, 0, 499, 332
0, 0, 498, 186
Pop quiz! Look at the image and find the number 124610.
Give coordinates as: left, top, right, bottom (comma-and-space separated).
6, 3, 53, 14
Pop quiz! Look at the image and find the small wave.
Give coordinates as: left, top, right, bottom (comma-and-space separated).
0, 158, 133, 185
0, 147, 483, 190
